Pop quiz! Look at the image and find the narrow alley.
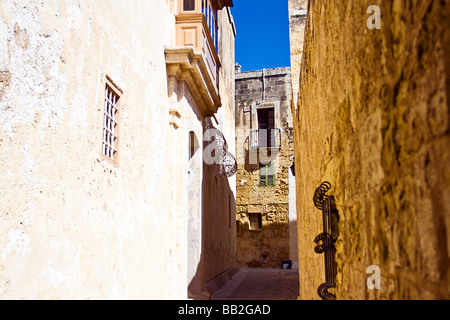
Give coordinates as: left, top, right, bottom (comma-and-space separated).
1, 0, 449, 303
212, 268, 299, 300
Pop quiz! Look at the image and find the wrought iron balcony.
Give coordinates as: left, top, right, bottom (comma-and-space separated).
249, 129, 282, 150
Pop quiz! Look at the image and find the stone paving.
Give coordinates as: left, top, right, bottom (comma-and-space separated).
211, 268, 299, 300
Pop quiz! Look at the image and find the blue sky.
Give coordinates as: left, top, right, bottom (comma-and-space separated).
230, 1, 291, 72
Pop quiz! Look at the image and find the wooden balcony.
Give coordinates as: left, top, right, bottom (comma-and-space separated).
175, 13, 220, 89
165, 0, 233, 117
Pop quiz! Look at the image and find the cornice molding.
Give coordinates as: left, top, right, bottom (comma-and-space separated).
165, 47, 222, 117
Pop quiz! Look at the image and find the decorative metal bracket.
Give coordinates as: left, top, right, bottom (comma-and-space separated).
204, 118, 237, 178
313, 182, 339, 300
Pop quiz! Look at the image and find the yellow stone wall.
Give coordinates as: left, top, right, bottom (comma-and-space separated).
292, 0, 450, 299
235, 68, 295, 268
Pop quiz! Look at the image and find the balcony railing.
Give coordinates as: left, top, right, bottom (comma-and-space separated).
250, 129, 282, 150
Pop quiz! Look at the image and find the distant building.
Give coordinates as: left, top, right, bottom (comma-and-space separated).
234, 66, 297, 269
0, 0, 236, 299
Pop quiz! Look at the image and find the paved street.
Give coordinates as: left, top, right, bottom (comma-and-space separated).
211, 268, 299, 300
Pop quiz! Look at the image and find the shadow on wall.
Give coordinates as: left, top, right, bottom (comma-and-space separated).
289, 220, 299, 269
187, 143, 238, 300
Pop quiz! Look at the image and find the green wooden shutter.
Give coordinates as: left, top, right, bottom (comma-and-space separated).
260, 163, 267, 186
260, 162, 275, 186
267, 162, 274, 186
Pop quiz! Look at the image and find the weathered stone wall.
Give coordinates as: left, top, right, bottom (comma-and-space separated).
235, 67, 296, 268
0, 0, 177, 299
293, 0, 450, 299
191, 7, 238, 299
0, 0, 236, 299
289, 0, 308, 107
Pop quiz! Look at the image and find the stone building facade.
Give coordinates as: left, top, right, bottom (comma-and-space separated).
235, 66, 297, 268
290, 0, 450, 299
0, 0, 237, 299
288, 0, 308, 109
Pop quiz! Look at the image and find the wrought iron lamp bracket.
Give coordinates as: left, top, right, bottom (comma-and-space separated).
313, 181, 338, 300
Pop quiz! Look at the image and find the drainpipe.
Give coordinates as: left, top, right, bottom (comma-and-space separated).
243, 68, 266, 141
256, 68, 266, 106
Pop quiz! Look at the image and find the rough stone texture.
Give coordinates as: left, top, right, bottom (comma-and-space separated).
289, 0, 308, 108
0, 0, 236, 299
292, 0, 450, 300
235, 67, 296, 268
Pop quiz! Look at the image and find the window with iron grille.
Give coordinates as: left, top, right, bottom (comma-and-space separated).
102, 79, 120, 162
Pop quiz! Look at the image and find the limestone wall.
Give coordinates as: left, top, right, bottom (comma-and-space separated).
0, 0, 236, 300
293, 0, 450, 299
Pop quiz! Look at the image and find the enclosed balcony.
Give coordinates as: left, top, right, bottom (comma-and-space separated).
176, 0, 233, 88
166, 0, 233, 117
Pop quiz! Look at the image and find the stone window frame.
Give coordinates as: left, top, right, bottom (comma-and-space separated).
251, 101, 281, 132
101, 76, 122, 166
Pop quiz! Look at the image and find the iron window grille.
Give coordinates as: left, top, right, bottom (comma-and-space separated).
102, 80, 121, 162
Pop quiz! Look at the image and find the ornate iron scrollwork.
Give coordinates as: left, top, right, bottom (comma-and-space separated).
204, 118, 237, 178
219, 151, 237, 178
313, 181, 338, 300
313, 181, 332, 210
318, 283, 336, 301
314, 232, 333, 254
